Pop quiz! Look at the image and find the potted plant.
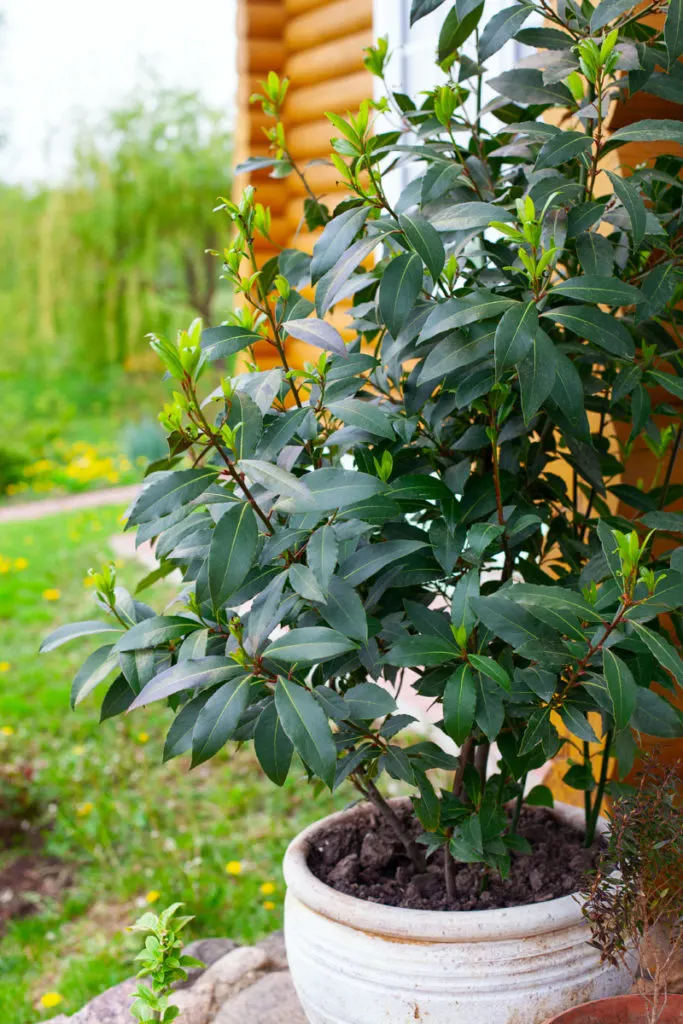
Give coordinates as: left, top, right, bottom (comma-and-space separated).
42, 1, 683, 1022
547, 758, 683, 1023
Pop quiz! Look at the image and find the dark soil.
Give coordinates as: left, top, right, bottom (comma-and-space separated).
308, 804, 600, 911
0, 854, 73, 934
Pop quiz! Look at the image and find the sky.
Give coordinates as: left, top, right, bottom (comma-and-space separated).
0, 0, 238, 184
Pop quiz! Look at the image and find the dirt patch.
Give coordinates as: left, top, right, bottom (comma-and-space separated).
308, 804, 600, 911
0, 854, 73, 933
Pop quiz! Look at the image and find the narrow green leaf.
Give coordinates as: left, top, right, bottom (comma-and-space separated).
254, 702, 293, 785
542, 305, 634, 359
319, 576, 368, 642
610, 120, 683, 146
345, 683, 397, 719
386, 634, 459, 667
632, 688, 683, 738
468, 654, 511, 691
130, 658, 244, 710
307, 525, 338, 594
629, 621, 683, 685
479, 4, 532, 63
591, 0, 637, 32
536, 131, 592, 170
575, 233, 613, 278
399, 213, 445, 280
128, 468, 218, 526
494, 301, 537, 378
517, 326, 557, 424
71, 645, 119, 708
552, 276, 642, 306
201, 325, 262, 362
379, 253, 423, 338
605, 171, 646, 248
191, 675, 251, 766
443, 664, 477, 744
275, 678, 337, 787
603, 650, 638, 730
113, 616, 202, 653
327, 398, 395, 439
339, 539, 427, 586
665, 0, 683, 64
284, 317, 348, 357
264, 627, 358, 663
208, 502, 258, 610
311, 206, 369, 283
41, 620, 122, 653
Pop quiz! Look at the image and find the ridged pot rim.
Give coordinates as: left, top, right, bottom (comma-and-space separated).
283, 798, 603, 943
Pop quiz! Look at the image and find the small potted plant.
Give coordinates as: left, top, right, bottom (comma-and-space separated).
546, 759, 683, 1023
43, 1, 683, 1022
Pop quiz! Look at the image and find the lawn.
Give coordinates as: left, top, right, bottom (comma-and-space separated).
0, 504, 348, 1023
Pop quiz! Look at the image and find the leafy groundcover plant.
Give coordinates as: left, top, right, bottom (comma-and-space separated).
44, 0, 683, 898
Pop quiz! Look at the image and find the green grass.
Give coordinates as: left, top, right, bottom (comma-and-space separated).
0, 506, 348, 1022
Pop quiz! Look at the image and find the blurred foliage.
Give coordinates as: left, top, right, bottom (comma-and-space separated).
0, 85, 233, 371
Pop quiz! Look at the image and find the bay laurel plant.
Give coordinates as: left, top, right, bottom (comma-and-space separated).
44, 0, 683, 895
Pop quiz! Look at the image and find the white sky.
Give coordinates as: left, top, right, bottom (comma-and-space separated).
0, 0, 238, 184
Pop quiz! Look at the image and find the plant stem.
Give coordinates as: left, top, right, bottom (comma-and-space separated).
583, 740, 593, 830
659, 424, 682, 510
353, 774, 425, 872
585, 730, 613, 848
510, 773, 527, 835
453, 736, 475, 799
475, 740, 490, 791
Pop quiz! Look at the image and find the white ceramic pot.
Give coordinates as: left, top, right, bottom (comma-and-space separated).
283, 800, 631, 1024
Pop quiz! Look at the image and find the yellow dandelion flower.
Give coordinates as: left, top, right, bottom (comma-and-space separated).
262, 900, 276, 911
0, 661, 10, 673
42, 589, 61, 601
83, 575, 96, 587
76, 802, 94, 818
1, 725, 14, 736
137, 732, 149, 744
145, 890, 161, 904
72, 745, 86, 756
114, 559, 124, 569
260, 882, 276, 896
225, 860, 242, 876
39, 992, 63, 1009
14, 557, 29, 570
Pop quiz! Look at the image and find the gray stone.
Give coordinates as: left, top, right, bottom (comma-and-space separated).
190, 945, 270, 1014
172, 986, 214, 1024
211, 971, 307, 1024
68, 977, 139, 1023
255, 930, 288, 970
175, 938, 240, 990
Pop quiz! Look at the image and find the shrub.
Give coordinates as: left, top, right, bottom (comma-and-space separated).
44, 0, 683, 891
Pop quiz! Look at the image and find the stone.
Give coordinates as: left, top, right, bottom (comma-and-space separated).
67, 977, 139, 1023
211, 970, 307, 1024
191, 945, 270, 1012
172, 986, 214, 1024
175, 938, 241, 990
256, 929, 288, 971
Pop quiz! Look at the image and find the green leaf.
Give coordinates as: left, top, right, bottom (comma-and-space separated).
665, 0, 683, 64
277, 468, 387, 514
438, 0, 485, 60
610, 120, 683, 146
319, 576, 368, 642
575, 233, 613, 278
546, 351, 590, 442
495, 301, 537, 379
560, 704, 599, 743
517, 326, 557, 424
431, 202, 515, 232
475, 679, 505, 741
430, 519, 465, 574
316, 234, 386, 316
512, 584, 604, 623
223, 391, 263, 458
40, 620, 122, 653
307, 525, 338, 595
591, 0, 637, 32
543, 305, 634, 359
468, 654, 511, 691
191, 674, 251, 767
471, 594, 554, 648
327, 398, 395, 439
311, 206, 370, 283
605, 171, 646, 248
519, 706, 556, 756
258, 408, 309, 461
128, 468, 219, 525
207, 502, 258, 610
399, 213, 445, 280
71, 645, 119, 707
443, 664, 477, 744
451, 569, 480, 639
479, 4, 532, 63
525, 785, 554, 807
284, 318, 348, 358
632, 688, 683, 738
645, 370, 683, 401
201, 325, 262, 362
603, 650, 638, 730
264, 627, 358, 663
254, 702, 293, 785
421, 291, 517, 340
100, 675, 136, 722
163, 689, 216, 762
379, 253, 423, 339
551, 276, 642, 307
345, 683, 397, 719
386, 635, 459, 667
288, 564, 326, 604
410, 0, 448, 24
339, 539, 427, 586
489, 69, 573, 106
130, 658, 244, 709
638, 264, 677, 321
629, 621, 683, 685
563, 763, 595, 791
275, 677, 337, 787
240, 459, 311, 503
114, 616, 202, 653
536, 132, 592, 170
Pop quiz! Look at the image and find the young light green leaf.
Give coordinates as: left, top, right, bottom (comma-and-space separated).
275, 677, 337, 787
